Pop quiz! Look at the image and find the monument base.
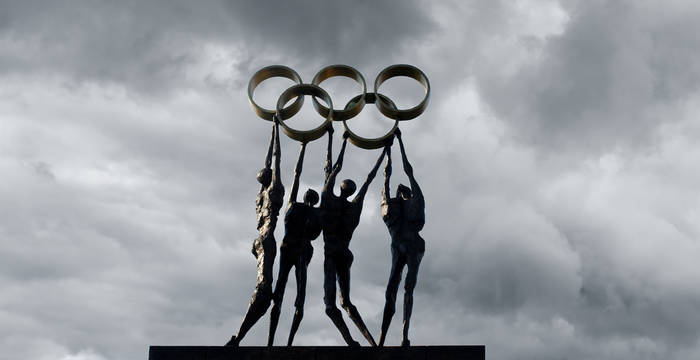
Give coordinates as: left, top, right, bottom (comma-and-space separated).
149, 345, 485, 360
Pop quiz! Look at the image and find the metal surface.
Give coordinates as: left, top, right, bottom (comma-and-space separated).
247, 64, 430, 148
268, 142, 322, 347
319, 134, 386, 347
275, 84, 333, 143
342, 93, 398, 150
374, 64, 430, 121
248, 65, 303, 121
226, 120, 285, 347
311, 64, 366, 121
230, 64, 432, 348
378, 130, 425, 347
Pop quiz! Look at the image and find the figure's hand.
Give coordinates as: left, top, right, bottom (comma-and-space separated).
394, 127, 402, 138
386, 134, 395, 147
343, 130, 350, 139
326, 123, 334, 134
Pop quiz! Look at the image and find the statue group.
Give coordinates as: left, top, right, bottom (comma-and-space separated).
225, 65, 429, 348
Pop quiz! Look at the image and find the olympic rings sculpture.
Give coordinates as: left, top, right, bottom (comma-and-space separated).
247, 64, 430, 149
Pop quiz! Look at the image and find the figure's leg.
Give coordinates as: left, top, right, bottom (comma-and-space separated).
378, 251, 407, 347
337, 251, 377, 346
227, 241, 276, 346
401, 251, 424, 347
324, 254, 359, 347
268, 248, 294, 346
287, 246, 312, 346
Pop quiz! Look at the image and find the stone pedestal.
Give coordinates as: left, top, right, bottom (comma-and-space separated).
149, 345, 485, 360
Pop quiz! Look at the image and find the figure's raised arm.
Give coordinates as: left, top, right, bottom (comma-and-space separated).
382, 145, 392, 204
322, 135, 347, 195
289, 142, 307, 204
324, 124, 334, 180
271, 116, 282, 186
263, 118, 275, 169
397, 130, 422, 201
354, 147, 387, 204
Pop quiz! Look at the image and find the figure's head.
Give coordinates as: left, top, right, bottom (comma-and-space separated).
340, 179, 357, 199
397, 184, 411, 200
304, 189, 319, 206
257, 168, 272, 186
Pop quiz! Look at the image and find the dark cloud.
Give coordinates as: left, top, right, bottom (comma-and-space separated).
2, 1, 700, 360
474, 0, 700, 152
0, 0, 433, 93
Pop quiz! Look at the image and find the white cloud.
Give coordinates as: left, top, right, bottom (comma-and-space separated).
2, 1, 700, 360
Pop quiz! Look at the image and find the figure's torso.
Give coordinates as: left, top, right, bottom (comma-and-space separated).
257, 182, 284, 236
383, 196, 425, 252
320, 193, 361, 254
282, 202, 321, 248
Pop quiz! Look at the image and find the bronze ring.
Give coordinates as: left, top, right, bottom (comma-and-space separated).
248, 65, 303, 121
343, 93, 398, 150
311, 64, 366, 121
374, 64, 430, 120
276, 84, 333, 143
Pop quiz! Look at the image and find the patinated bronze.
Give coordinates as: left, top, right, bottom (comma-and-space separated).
230, 64, 430, 348
248, 65, 303, 121
267, 139, 323, 346
374, 64, 430, 121
311, 64, 366, 121
226, 118, 285, 347
342, 93, 398, 150
320, 130, 386, 347
275, 84, 333, 143
378, 129, 425, 348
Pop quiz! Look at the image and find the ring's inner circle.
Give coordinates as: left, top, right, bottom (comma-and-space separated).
281, 95, 331, 132
375, 76, 426, 109
315, 76, 363, 115
252, 77, 299, 110
344, 95, 396, 141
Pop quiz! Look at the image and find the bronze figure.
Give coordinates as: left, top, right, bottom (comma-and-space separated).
378, 129, 425, 347
320, 129, 386, 347
267, 139, 322, 346
234, 64, 430, 347
226, 118, 285, 347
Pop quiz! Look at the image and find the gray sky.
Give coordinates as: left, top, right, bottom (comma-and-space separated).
2, 1, 700, 359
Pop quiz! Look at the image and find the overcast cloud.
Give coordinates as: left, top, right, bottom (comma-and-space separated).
1, 1, 700, 359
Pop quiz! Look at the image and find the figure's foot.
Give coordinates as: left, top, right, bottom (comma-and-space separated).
401, 339, 411, 347
347, 340, 361, 347
225, 335, 239, 347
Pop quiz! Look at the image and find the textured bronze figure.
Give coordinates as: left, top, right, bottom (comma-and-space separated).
378, 129, 425, 348
267, 139, 323, 347
321, 129, 386, 347
226, 118, 285, 347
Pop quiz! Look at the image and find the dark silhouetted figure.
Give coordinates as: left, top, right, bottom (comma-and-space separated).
267, 138, 322, 346
378, 129, 425, 347
226, 118, 284, 347
321, 131, 385, 347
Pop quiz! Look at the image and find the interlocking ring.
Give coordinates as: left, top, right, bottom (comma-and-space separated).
342, 93, 398, 149
275, 84, 333, 143
247, 64, 430, 147
374, 64, 430, 121
311, 64, 366, 121
248, 65, 303, 121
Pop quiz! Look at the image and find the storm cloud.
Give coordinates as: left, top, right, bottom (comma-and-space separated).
1, 1, 700, 359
